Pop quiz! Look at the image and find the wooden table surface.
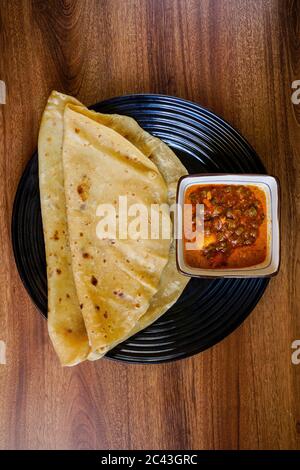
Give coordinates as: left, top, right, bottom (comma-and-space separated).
0, 0, 299, 450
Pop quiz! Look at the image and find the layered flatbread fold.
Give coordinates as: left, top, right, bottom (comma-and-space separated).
62, 105, 170, 353
38, 91, 189, 366
38, 92, 89, 366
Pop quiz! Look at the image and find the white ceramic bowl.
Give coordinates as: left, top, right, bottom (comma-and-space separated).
176, 174, 280, 278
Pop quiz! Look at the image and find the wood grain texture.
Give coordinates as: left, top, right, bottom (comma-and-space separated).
0, 0, 299, 450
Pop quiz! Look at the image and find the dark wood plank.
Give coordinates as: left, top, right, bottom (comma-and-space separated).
0, 0, 299, 449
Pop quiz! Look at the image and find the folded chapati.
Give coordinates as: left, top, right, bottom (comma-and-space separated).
38, 91, 189, 365
62, 105, 171, 353
38, 92, 89, 366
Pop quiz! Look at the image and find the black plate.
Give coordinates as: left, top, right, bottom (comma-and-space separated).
12, 94, 269, 363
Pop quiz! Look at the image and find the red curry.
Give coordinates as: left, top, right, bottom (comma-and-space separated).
184, 184, 267, 269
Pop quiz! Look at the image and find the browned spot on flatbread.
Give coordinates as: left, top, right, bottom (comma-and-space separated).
51, 230, 59, 240
77, 175, 90, 201
113, 290, 124, 298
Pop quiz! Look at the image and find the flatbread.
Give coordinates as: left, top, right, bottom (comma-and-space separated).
39, 91, 190, 365
38, 91, 90, 366
65, 106, 189, 356
62, 105, 171, 353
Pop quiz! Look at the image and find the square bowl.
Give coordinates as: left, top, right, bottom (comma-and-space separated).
176, 174, 280, 278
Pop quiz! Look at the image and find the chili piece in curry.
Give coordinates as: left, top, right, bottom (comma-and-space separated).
184, 184, 267, 269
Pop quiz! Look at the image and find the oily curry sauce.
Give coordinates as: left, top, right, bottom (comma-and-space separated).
184, 184, 267, 269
